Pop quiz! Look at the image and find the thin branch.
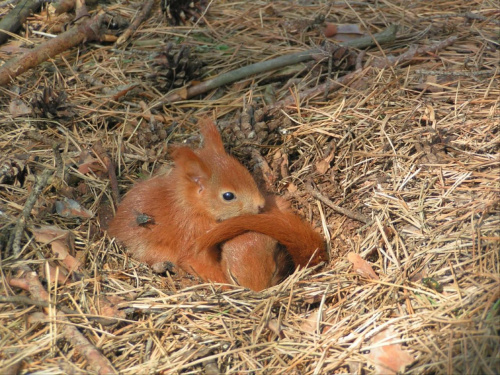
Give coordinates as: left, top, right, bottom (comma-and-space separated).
305, 183, 371, 225
8, 169, 52, 256
264, 34, 459, 116
115, 0, 154, 46
0, 10, 106, 86
0, 0, 45, 45
151, 24, 398, 107
93, 141, 120, 205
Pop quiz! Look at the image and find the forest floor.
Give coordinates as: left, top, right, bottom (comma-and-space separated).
0, 0, 499, 374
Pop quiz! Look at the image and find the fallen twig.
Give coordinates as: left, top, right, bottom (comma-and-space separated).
115, 0, 154, 46
0, 10, 106, 86
151, 24, 398, 106
27, 131, 64, 177
371, 35, 459, 68
0, 0, 45, 45
8, 169, 52, 256
9, 267, 117, 374
305, 183, 371, 225
264, 34, 459, 116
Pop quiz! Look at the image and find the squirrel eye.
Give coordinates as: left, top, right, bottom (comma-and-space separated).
222, 192, 236, 201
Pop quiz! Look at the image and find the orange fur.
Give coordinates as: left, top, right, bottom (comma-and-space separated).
178, 231, 294, 291
221, 233, 294, 291
192, 205, 329, 268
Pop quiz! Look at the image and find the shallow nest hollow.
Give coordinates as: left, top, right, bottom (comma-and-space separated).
0, 0, 499, 374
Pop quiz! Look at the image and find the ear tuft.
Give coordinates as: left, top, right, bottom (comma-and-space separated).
171, 146, 211, 187
198, 117, 225, 153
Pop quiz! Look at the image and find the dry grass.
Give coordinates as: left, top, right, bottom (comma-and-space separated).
0, 0, 499, 374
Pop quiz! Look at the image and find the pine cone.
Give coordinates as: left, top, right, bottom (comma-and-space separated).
31, 86, 71, 118
149, 43, 203, 92
161, 0, 208, 26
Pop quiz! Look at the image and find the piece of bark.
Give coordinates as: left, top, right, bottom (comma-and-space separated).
0, 11, 106, 86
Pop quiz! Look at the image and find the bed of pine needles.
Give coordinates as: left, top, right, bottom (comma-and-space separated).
0, 0, 498, 374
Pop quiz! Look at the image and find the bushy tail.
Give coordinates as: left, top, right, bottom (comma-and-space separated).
195, 212, 328, 267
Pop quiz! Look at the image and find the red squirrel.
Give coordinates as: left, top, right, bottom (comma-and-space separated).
109, 118, 327, 290
108, 117, 266, 270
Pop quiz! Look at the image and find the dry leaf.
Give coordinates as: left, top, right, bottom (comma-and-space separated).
9, 99, 32, 117
90, 296, 127, 325
367, 328, 414, 374
267, 318, 284, 339
78, 150, 106, 174
98, 296, 126, 319
316, 141, 336, 174
287, 183, 298, 193
32, 226, 82, 273
300, 309, 321, 334
55, 198, 94, 218
347, 252, 379, 280
40, 263, 69, 285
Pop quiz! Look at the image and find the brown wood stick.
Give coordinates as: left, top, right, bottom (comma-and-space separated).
0, 11, 105, 86
151, 25, 398, 107
115, 0, 154, 46
8, 169, 52, 256
305, 183, 371, 225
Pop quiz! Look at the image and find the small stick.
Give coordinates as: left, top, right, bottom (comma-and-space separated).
0, 295, 122, 324
93, 141, 120, 205
115, 0, 154, 46
0, 10, 106, 85
8, 169, 52, 256
305, 183, 371, 225
371, 35, 458, 68
9, 267, 117, 374
27, 131, 64, 177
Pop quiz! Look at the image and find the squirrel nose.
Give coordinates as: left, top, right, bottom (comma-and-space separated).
258, 204, 265, 213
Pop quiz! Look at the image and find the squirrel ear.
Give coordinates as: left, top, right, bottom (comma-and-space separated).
198, 117, 225, 153
171, 146, 211, 190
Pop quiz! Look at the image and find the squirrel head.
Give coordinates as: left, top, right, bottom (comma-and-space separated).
171, 118, 265, 221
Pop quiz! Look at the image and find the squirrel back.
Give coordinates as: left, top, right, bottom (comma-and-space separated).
221, 232, 294, 291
